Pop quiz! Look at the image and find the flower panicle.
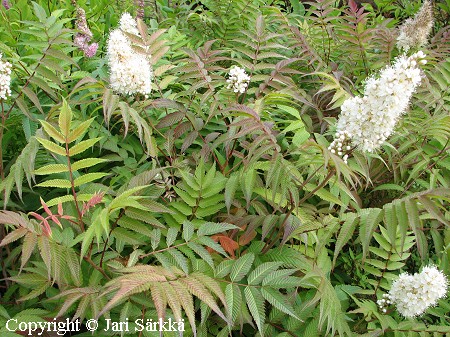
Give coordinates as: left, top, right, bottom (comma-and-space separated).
329, 51, 427, 160
397, 0, 434, 52
0, 53, 12, 100
106, 12, 153, 97
379, 265, 448, 318
74, 7, 98, 58
135, 0, 145, 20
226, 65, 250, 94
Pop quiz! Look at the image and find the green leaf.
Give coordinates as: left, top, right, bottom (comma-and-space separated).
73, 173, 108, 187
112, 228, 145, 245
333, 214, 358, 268
171, 201, 192, 216
125, 208, 165, 229
40, 120, 65, 143
215, 260, 234, 278
36, 137, 66, 156
197, 222, 239, 236
225, 283, 242, 325
224, 174, 238, 212
32, 1, 47, 21
244, 286, 265, 333
44, 194, 93, 208
183, 221, 195, 242
34, 164, 68, 175
19, 282, 50, 301
187, 242, 214, 268
179, 170, 200, 191
67, 118, 95, 143
59, 99, 72, 137
36, 179, 72, 188
69, 138, 102, 156
195, 202, 225, 218
0, 227, 28, 247
247, 261, 283, 285
109, 186, 148, 210
304, 183, 343, 206
405, 199, 427, 259
20, 232, 37, 271
242, 168, 256, 206
0, 304, 10, 319
167, 249, 189, 273
173, 186, 197, 207
180, 276, 228, 323
65, 246, 82, 286
197, 236, 227, 256
359, 208, 383, 262
261, 287, 299, 319
71, 158, 109, 171
166, 227, 179, 247
230, 253, 255, 282
80, 224, 97, 260
117, 216, 154, 238
151, 229, 161, 250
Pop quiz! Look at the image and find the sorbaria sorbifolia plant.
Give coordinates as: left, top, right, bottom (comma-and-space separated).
1, 1, 450, 336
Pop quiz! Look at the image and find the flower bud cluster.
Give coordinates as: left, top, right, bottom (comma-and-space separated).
106, 13, 153, 97
74, 7, 98, 58
332, 51, 426, 154
328, 130, 351, 163
397, 0, 434, 52
376, 293, 392, 314
226, 66, 250, 94
0, 53, 12, 100
384, 266, 448, 318
136, 0, 145, 20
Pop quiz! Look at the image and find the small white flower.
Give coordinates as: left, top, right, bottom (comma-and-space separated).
226, 65, 250, 94
328, 130, 352, 162
0, 53, 12, 100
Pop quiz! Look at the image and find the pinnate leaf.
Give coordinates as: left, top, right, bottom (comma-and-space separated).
230, 253, 255, 282
59, 99, 72, 137
244, 286, 265, 333
69, 138, 102, 156
34, 164, 68, 175
36, 138, 67, 156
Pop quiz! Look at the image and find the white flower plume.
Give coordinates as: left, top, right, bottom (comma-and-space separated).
397, 0, 434, 52
226, 65, 250, 94
119, 12, 140, 36
0, 53, 12, 100
329, 51, 426, 157
106, 12, 153, 97
386, 265, 448, 318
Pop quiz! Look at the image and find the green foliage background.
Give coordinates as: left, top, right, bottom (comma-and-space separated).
1, 0, 450, 336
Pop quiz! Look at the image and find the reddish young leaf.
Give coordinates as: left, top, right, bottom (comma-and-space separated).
81, 192, 105, 216
58, 202, 63, 216
50, 214, 63, 228
41, 219, 52, 237
210, 235, 239, 258
348, 0, 358, 12
30, 212, 45, 222
40, 197, 53, 217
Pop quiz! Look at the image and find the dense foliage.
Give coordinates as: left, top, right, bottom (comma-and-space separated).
1, 0, 450, 336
